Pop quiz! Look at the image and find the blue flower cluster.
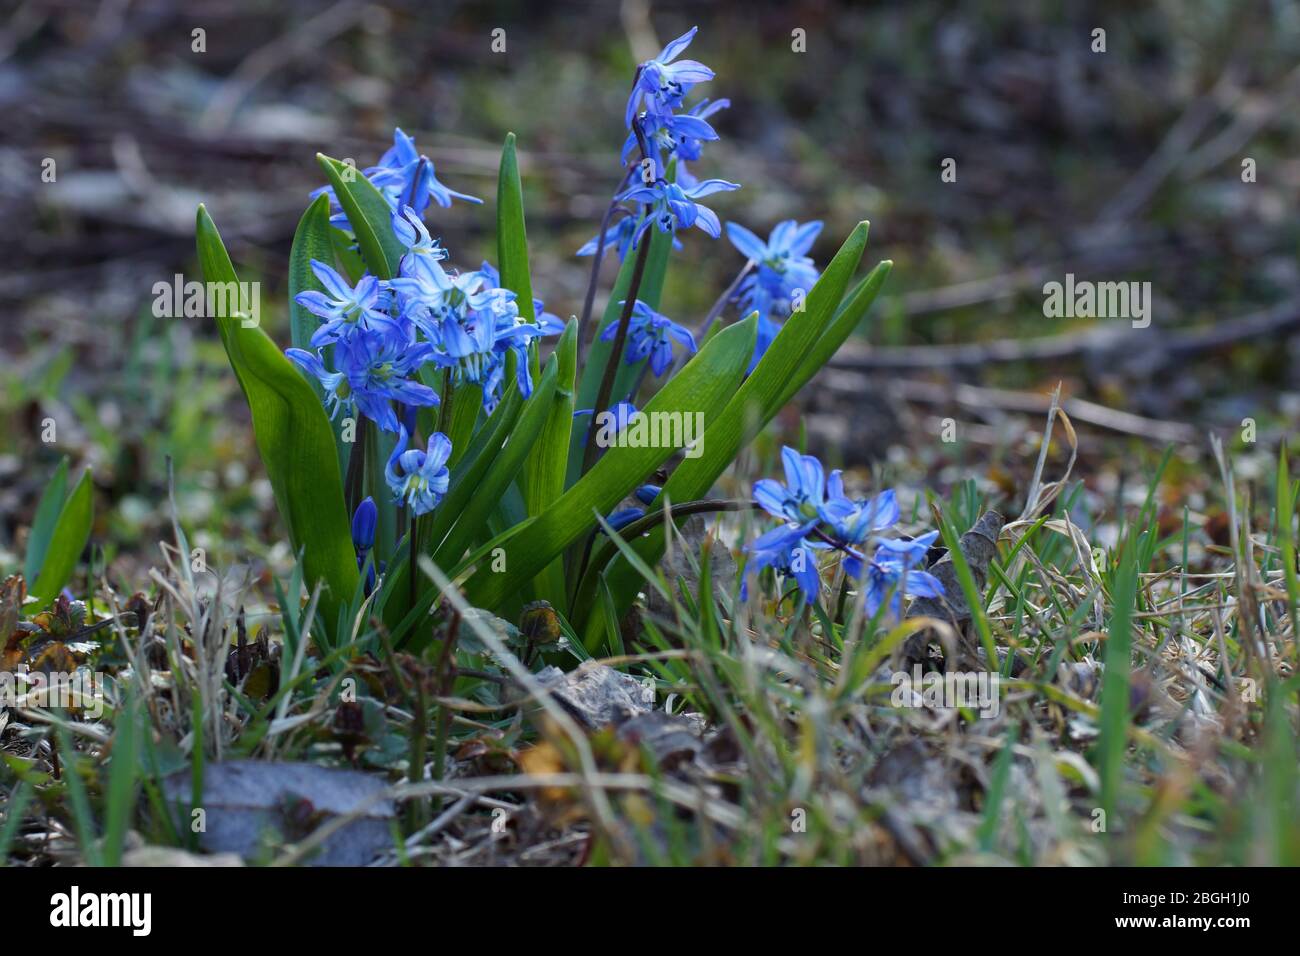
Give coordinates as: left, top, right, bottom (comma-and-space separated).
312, 128, 482, 228
600, 300, 697, 376
288, 131, 565, 516
726, 220, 823, 370
745, 447, 944, 616
579, 27, 740, 259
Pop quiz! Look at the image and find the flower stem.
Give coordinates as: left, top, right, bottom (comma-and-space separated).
344, 418, 369, 516
430, 606, 462, 810
575, 169, 635, 364
581, 230, 652, 477
408, 514, 422, 611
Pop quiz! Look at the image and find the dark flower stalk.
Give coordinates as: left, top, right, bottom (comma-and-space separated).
575, 166, 635, 364
581, 217, 652, 477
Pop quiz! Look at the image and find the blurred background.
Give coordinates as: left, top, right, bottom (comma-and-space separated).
1, 0, 1298, 585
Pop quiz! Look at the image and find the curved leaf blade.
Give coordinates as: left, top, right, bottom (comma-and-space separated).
196, 204, 359, 633
466, 315, 757, 610
24, 456, 69, 583
30, 466, 93, 605
317, 154, 401, 279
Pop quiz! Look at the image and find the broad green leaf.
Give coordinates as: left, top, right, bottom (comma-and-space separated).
196, 205, 358, 634
577, 222, 874, 637
30, 466, 93, 604
774, 258, 892, 409
317, 154, 401, 279
434, 355, 559, 569
288, 194, 336, 352
24, 456, 69, 582
445, 382, 484, 468
496, 133, 536, 322
522, 320, 578, 610
428, 381, 524, 555
465, 315, 757, 610
289, 193, 349, 472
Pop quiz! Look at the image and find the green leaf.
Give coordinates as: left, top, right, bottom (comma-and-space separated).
1099, 526, 1142, 824
465, 315, 757, 610
24, 456, 69, 583
496, 133, 536, 322
29, 466, 93, 605
577, 224, 875, 635
288, 193, 350, 473
317, 154, 402, 279
288, 193, 336, 352
774, 258, 892, 409
196, 204, 358, 635
434, 355, 560, 570
445, 382, 484, 469
522, 320, 578, 610
102, 694, 139, 866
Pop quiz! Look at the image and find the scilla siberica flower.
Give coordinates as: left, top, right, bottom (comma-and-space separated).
369, 128, 482, 216
745, 447, 944, 611
294, 260, 392, 348
600, 300, 696, 376
351, 496, 379, 591
617, 178, 740, 245
334, 321, 439, 433
625, 27, 716, 128
577, 214, 682, 262
289, 128, 563, 431
285, 347, 354, 420
391, 205, 447, 275
313, 128, 482, 230
726, 219, 823, 371
385, 427, 452, 516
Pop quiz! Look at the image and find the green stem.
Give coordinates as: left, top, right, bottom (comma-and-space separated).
580, 231, 652, 476
344, 418, 370, 516
430, 608, 461, 812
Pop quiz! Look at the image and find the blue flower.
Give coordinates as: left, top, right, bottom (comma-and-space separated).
485, 314, 547, 402
294, 260, 391, 347
752, 446, 830, 530
577, 215, 638, 260
392, 205, 447, 276
603, 483, 664, 533
744, 448, 945, 613
367, 128, 482, 216
310, 129, 482, 232
335, 322, 439, 433
599, 300, 696, 376
605, 508, 645, 532
476, 261, 568, 337
623, 105, 721, 181
726, 219, 822, 369
820, 481, 900, 546
625, 27, 715, 127
844, 533, 943, 619
388, 257, 505, 341
672, 98, 730, 186
286, 347, 354, 420
617, 179, 740, 244
574, 400, 637, 431
578, 215, 683, 261
431, 312, 503, 394
635, 484, 661, 505
385, 427, 452, 516
351, 496, 378, 552
727, 219, 822, 313
743, 522, 824, 604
